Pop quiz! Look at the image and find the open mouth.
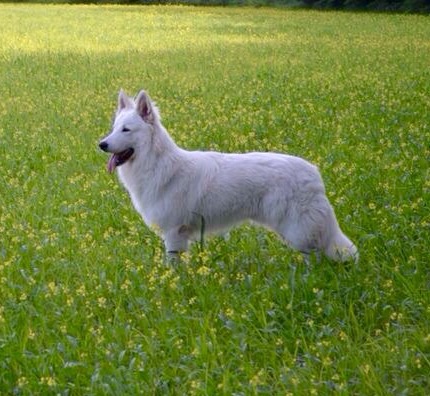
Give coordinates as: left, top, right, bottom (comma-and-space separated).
107, 148, 134, 173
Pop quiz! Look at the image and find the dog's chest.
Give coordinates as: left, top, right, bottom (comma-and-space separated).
117, 166, 164, 225
118, 167, 147, 211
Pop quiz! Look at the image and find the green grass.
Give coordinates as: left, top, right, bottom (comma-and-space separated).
0, 4, 429, 395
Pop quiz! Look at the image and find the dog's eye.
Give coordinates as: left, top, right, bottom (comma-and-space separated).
122, 127, 131, 133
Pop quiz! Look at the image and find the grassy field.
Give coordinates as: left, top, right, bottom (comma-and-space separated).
0, 4, 429, 395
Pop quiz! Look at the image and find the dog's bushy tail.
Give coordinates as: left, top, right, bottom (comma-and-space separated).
325, 230, 359, 263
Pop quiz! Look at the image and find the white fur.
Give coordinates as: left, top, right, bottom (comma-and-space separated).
99, 89, 358, 262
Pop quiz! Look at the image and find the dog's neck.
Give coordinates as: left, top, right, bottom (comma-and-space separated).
119, 122, 183, 184
151, 122, 181, 157
117, 122, 185, 221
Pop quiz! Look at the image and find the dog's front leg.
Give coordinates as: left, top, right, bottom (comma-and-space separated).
166, 250, 181, 262
163, 226, 190, 262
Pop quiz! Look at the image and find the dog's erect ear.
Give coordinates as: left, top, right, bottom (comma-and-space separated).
118, 89, 133, 111
135, 90, 154, 124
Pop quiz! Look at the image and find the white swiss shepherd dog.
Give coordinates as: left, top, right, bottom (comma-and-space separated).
99, 89, 358, 263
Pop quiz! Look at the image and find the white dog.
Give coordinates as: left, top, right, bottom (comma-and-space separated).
99, 89, 358, 262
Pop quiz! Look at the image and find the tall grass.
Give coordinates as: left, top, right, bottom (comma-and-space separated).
0, 4, 429, 394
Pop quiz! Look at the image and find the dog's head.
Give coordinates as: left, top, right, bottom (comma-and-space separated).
99, 89, 160, 173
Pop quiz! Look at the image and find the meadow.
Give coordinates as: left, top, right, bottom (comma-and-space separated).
0, 4, 429, 395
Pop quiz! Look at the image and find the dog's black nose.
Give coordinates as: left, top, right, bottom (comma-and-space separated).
99, 141, 109, 152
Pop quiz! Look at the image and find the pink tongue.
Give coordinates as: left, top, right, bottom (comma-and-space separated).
107, 154, 118, 173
